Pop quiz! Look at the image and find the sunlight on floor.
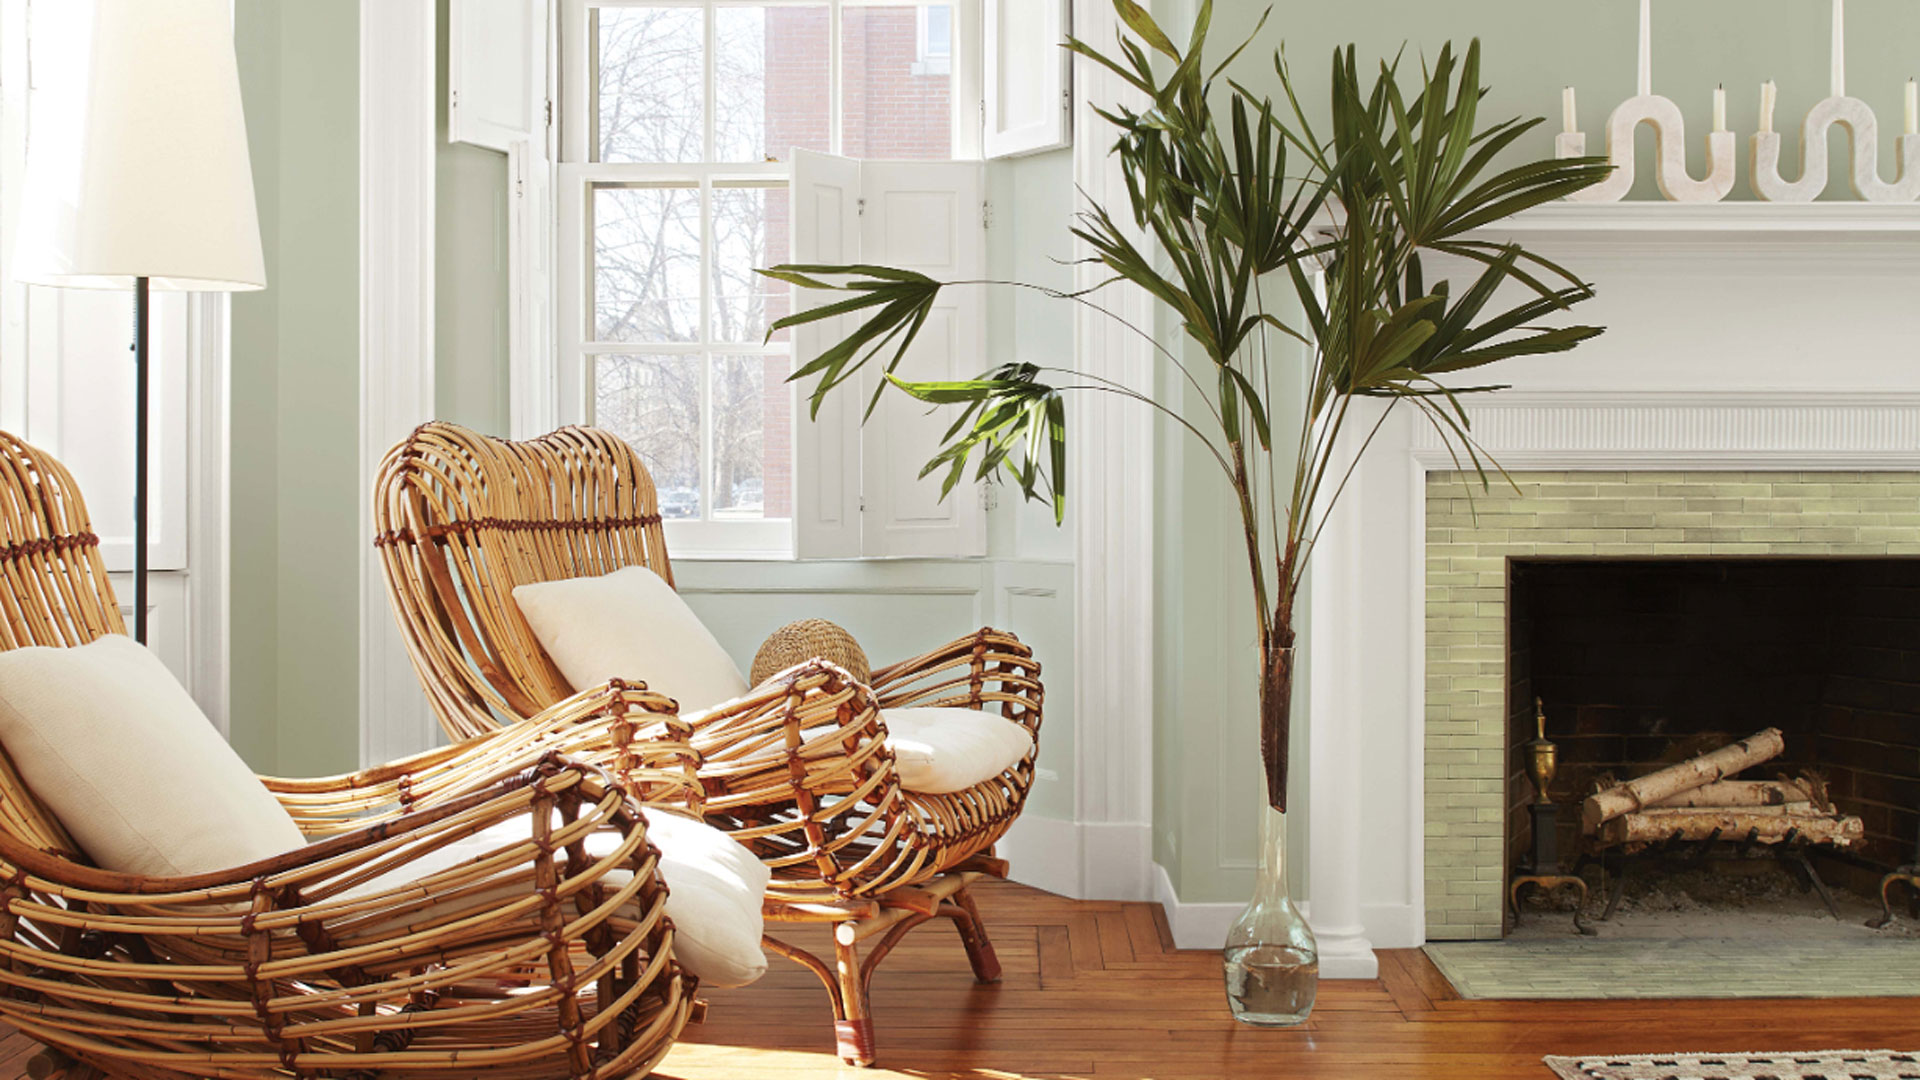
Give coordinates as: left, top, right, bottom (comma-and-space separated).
659, 1045, 1081, 1080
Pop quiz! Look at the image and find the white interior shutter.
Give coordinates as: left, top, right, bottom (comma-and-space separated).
508, 140, 557, 437
790, 149, 866, 559
449, 0, 548, 152
858, 161, 987, 558
984, 0, 1070, 159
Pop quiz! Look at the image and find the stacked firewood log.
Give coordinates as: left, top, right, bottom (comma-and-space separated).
1581, 728, 1865, 852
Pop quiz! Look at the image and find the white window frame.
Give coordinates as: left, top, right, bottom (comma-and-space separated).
557, 0, 979, 557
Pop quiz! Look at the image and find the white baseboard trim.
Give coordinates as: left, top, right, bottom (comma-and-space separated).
1152, 864, 1388, 979
997, 814, 1081, 898
995, 816, 1154, 902
1078, 821, 1153, 900
1150, 862, 1242, 950
1361, 902, 1424, 950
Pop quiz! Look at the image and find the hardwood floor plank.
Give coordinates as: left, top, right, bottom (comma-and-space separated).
0, 881, 1908, 1079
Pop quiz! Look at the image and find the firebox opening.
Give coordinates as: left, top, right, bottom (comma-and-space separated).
1506, 557, 1920, 931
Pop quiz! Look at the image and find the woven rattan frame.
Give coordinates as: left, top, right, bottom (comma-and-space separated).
0, 430, 699, 1079
374, 422, 1046, 1065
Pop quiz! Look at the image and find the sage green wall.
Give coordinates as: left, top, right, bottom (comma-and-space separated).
230, 0, 362, 777
1215, 0, 1920, 203
435, 0, 512, 436
1145, 0, 1920, 905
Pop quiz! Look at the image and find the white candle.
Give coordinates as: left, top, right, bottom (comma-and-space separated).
1907, 78, 1917, 136
1831, 0, 1846, 98
1638, 0, 1654, 96
1563, 86, 1577, 134
1761, 80, 1777, 134
1713, 85, 1726, 133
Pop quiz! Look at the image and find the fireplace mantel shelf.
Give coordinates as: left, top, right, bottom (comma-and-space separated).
1480, 202, 1920, 249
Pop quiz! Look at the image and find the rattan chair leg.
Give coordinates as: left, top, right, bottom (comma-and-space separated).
948, 885, 1002, 983
834, 936, 876, 1067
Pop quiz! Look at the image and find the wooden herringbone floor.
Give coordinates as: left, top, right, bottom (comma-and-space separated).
1, 880, 1913, 1078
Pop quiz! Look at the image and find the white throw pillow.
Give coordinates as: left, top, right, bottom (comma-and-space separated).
0, 635, 306, 877
346, 808, 769, 987
513, 566, 750, 713
638, 809, 770, 987
882, 707, 1035, 794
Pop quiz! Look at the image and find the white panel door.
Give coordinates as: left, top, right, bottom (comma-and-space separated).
859, 161, 986, 558
450, 0, 549, 152
790, 149, 865, 559
984, 0, 1070, 159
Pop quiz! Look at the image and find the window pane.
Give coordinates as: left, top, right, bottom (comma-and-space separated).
924, 6, 952, 58
711, 184, 790, 344
596, 355, 703, 519
594, 185, 700, 343
842, 4, 952, 159
715, 6, 831, 163
596, 7, 703, 163
713, 355, 793, 520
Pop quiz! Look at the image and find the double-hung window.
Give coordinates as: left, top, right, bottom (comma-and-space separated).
558, 0, 976, 557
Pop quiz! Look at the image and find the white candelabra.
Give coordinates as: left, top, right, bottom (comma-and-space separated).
1750, 0, 1920, 202
1557, 0, 1736, 203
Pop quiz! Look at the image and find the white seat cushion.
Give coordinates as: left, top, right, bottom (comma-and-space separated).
513, 566, 750, 713
0, 635, 306, 877
881, 707, 1035, 794
345, 808, 770, 988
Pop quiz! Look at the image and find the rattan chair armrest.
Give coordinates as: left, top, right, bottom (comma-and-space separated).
264, 680, 700, 834
866, 627, 1044, 734
1, 754, 634, 901
671, 661, 953, 898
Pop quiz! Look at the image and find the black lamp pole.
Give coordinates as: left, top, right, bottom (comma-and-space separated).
133, 275, 148, 645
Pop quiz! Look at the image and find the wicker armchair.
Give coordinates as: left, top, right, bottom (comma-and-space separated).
0, 430, 700, 1079
374, 422, 1046, 1066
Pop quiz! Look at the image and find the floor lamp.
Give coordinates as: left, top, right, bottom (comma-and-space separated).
11, 0, 265, 644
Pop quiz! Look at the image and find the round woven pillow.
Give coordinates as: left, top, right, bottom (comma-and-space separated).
750, 618, 872, 685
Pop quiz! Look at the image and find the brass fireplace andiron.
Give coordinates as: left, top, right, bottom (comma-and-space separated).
1509, 698, 1595, 935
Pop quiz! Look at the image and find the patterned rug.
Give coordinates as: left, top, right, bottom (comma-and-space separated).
1545, 1051, 1920, 1080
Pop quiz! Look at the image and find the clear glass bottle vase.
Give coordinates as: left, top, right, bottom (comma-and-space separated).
1223, 806, 1319, 1026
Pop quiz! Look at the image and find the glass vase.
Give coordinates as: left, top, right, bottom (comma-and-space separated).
1223, 805, 1318, 1026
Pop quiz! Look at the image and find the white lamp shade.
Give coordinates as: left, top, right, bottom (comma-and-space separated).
11, 0, 265, 293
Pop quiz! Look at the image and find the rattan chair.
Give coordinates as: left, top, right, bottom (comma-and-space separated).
374, 422, 1046, 1066
0, 430, 701, 1079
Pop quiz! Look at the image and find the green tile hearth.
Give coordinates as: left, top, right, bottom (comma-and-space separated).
1424, 937, 1920, 999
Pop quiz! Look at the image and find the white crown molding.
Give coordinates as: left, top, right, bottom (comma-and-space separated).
359, 0, 439, 767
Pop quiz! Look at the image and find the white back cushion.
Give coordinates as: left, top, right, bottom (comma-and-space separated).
0, 635, 306, 877
882, 707, 1035, 794
513, 566, 749, 713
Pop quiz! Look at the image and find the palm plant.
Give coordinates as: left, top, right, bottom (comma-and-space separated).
762, 0, 1610, 813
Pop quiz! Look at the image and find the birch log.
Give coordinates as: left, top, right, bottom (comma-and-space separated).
1598, 809, 1863, 849
1646, 778, 1812, 809
1630, 802, 1814, 818
1581, 728, 1786, 833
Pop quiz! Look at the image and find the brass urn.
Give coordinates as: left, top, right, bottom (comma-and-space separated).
1524, 697, 1557, 804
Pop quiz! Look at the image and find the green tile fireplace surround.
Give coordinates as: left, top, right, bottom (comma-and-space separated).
1423, 470, 1920, 940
